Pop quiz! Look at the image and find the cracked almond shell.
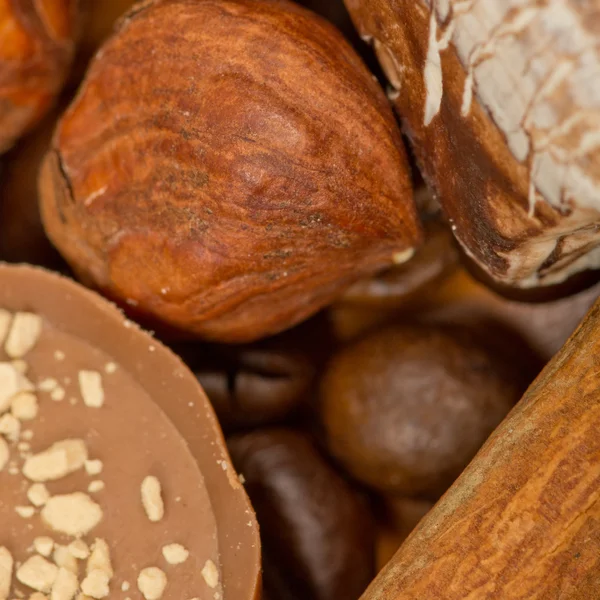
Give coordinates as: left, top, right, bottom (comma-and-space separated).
345, 0, 600, 289
39, 0, 421, 343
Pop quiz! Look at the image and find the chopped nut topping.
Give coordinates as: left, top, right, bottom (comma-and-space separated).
121, 582, 130, 591
28, 483, 50, 507
141, 476, 164, 522
50, 567, 78, 600
161, 544, 189, 565
0, 413, 21, 441
11, 358, 28, 373
87, 481, 104, 493
0, 436, 8, 471
87, 540, 112, 579
11, 392, 39, 421
201, 560, 219, 589
137, 567, 167, 600
0, 547, 13, 598
23, 439, 88, 482
16, 556, 58, 593
80, 570, 110, 599
15, 505, 36, 518
78, 371, 104, 408
50, 387, 66, 402
0, 310, 12, 347
33, 538, 54, 558
104, 363, 117, 374
5, 313, 43, 358
84, 460, 103, 476
67, 540, 90, 561
0, 362, 21, 412
53, 547, 78, 575
54, 351, 65, 361
38, 378, 58, 393
42, 493, 103, 536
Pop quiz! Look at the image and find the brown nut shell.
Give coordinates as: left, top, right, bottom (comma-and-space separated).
228, 428, 375, 600
40, 0, 421, 343
346, 0, 600, 289
320, 324, 522, 496
0, 0, 80, 153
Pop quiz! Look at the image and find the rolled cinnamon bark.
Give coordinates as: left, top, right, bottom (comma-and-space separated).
362, 299, 600, 599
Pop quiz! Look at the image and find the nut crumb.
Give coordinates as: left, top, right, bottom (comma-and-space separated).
84, 460, 103, 476
16, 505, 36, 518
0, 437, 8, 471
137, 567, 167, 600
53, 546, 78, 575
81, 569, 110, 599
87, 539, 113, 579
0, 413, 21, 441
42, 493, 103, 536
202, 560, 219, 589
11, 392, 39, 421
28, 483, 50, 507
33, 537, 54, 557
16, 555, 58, 593
68, 540, 90, 560
50, 567, 78, 600
0, 546, 13, 598
121, 582, 130, 591
38, 378, 59, 392
22, 429, 34, 440
162, 544, 189, 565
88, 481, 105, 493
11, 358, 28, 373
54, 351, 65, 361
5, 313, 42, 358
78, 371, 104, 408
0, 362, 22, 412
141, 476, 164, 522
104, 363, 117, 374
23, 439, 88, 482
50, 387, 66, 402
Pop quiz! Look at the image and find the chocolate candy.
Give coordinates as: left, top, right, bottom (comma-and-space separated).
0, 264, 260, 599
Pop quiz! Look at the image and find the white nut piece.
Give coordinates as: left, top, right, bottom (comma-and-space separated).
0, 309, 12, 347
53, 546, 78, 575
201, 560, 219, 589
0, 546, 13, 598
15, 505, 36, 518
137, 567, 167, 600
141, 476, 164, 522
87, 539, 113, 579
16, 555, 58, 593
5, 312, 43, 358
23, 439, 88, 482
78, 371, 104, 408
68, 540, 90, 560
28, 483, 51, 507
50, 567, 78, 600
0, 413, 21, 441
0, 362, 21, 412
0, 436, 8, 472
33, 537, 55, 558
84, 460, 103, 476
162, 544, 189, 565
11, 391, 39, 421
42, 493, 103, 537
87, 480, 104, 493
81, 569, 110, 599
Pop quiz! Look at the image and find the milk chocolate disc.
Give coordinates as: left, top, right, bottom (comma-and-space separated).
0, 263, 261, 600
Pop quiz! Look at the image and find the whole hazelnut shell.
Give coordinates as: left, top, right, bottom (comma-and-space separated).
319, 324, 523, 496
0, 0, 80, 153
228, 428, 375, 600
39, 0, 421, 343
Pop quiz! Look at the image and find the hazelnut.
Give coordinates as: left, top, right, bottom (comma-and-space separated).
347, 0, 600, 289
39, 0, 421, 343
319, 324, 523, 496
361, 296, 600, 598
228, 428, 375, 600
0, 0, 81, 153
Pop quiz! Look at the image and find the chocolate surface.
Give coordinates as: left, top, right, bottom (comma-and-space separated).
0, 263, 260, 599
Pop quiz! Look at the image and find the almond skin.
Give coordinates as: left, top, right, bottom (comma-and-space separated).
39, 0, 421, 343
0, 0, 80, 153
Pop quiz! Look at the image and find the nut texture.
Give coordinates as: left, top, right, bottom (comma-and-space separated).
362, 298, 600, 600
320, 324, 522, 495
0, 0, 80, 153
40, 0, 421, 343
228, 428, 375, 600
346, 0, 600, 289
